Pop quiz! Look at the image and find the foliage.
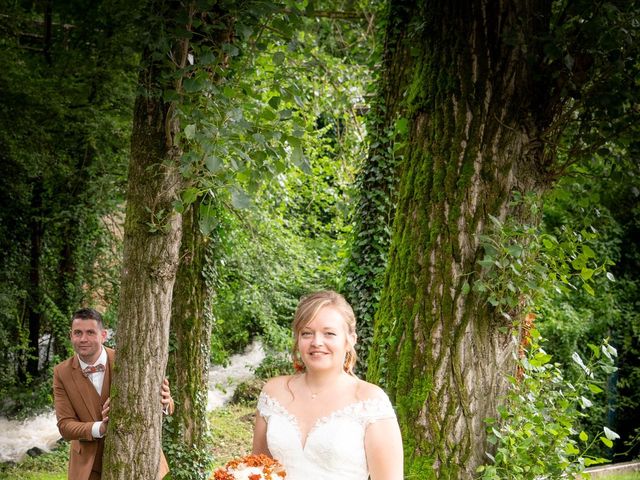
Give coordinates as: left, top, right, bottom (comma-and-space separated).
0, 0, 133, 393
230, 378, 265, 405
254, 353, 295, 380
478, 335, 619, 479
539, 155, 640, 460
199, 1, 369, 362
474, 192, 614, 323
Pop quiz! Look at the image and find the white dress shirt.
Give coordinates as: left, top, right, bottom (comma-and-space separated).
78, 347, 107, 439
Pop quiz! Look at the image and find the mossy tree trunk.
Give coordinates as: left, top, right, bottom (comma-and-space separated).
343, 1, 413, 374
103, 2, 192, 478
367, 2, 557, 478
166, 199, 212, 476
164, 5, 235, 476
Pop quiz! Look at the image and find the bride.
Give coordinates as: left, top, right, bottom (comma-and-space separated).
252, 290, 403, 480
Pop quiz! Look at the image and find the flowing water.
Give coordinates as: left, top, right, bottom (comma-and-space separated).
0, 341, 265, 463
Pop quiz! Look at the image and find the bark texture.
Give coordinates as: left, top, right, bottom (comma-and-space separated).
103, 2, 191, 478
166, 200, 212, 468
343, 0, 413, 374
367, 1, 556, 478
103, 93, 183, 479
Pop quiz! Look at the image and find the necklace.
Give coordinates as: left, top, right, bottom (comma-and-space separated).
303, 374, 324, 400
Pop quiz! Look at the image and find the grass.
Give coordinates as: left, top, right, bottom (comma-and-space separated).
0, 405, 255, 480
0, 445, 68, 480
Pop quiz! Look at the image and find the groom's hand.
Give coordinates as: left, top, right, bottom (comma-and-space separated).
99, 397, 110, 436
161, 378, 174, 415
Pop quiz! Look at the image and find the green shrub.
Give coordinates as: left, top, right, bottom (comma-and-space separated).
230, 378, 265, 406
254, 353, 294, 380
478, 334, 619, 479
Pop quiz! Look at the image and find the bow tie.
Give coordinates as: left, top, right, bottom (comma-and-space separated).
82, 364, 105, 377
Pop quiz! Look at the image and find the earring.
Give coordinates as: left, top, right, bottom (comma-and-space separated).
343, 351, 353, 373
293, 358, 305, 373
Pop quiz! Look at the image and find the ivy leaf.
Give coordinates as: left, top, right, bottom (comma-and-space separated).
273, 51, 285, 65
395, 117, 409, 135
268, 96, 281, 109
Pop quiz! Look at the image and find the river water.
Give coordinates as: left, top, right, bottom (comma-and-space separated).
0, 341, 265, 463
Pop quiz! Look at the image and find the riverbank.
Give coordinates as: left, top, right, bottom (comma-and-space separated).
0, 404, 255, 480
0, 341, 265, 465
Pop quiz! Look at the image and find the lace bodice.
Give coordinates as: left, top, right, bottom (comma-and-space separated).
257, 391, 396, 480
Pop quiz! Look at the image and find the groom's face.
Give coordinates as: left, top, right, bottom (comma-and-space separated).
70, 318, 107, 364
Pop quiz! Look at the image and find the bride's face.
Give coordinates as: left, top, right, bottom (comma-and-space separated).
298, 306, 355, 373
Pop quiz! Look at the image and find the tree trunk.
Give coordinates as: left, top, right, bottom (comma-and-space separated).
166, 199, 212, 477
367, 1, 555, 478
102, 3, 191, 477
23, 178, 44, 381
343, 0, 413, 374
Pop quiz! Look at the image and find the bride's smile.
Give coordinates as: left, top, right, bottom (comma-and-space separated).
298, 306, 355, 372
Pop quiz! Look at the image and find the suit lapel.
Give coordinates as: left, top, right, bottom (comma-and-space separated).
70, 355, 103, 420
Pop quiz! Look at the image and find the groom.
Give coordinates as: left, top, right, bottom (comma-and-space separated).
53, 308, 173, 479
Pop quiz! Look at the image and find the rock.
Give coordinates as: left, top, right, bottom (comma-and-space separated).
26, 447, 45, 457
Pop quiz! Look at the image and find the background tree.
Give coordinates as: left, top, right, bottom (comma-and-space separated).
365, 1, 639, 478
0, 0, 133, 400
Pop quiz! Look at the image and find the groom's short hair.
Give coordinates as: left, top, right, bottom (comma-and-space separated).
71, 308, 104, 329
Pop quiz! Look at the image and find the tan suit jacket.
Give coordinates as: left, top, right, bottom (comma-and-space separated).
53, 347, 171, 479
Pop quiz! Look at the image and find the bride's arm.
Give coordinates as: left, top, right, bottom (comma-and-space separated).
252, 411, 271, 456
365, 417, 404, 480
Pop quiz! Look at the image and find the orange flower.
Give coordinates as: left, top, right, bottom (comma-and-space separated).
210, 454, 286, 480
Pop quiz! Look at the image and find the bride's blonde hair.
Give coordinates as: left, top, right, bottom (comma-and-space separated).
291, 290, 358, 376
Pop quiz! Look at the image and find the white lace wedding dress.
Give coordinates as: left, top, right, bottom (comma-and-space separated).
257, 391, 396, 480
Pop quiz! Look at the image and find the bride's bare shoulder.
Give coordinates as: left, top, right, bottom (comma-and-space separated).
262, 374, 299, 396
355, 379, 390, 401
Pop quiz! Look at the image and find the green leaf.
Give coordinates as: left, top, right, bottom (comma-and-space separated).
580, 267, 594, 281
579, 431, 588, 442
268, 96, 281, 109
588, 384, 603, 394
395, 117, 409, 135
184, 124, 196, 140
230, 188, 251, 209
582, 282, 595, 296
600, 436, 613, 448
181, 187, 199, 206
507, 245, 523, 257
205, 155, 223, 174
273, 51, 285, 65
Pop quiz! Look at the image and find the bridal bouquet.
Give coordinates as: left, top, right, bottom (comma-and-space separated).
211, 454, 286, 480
